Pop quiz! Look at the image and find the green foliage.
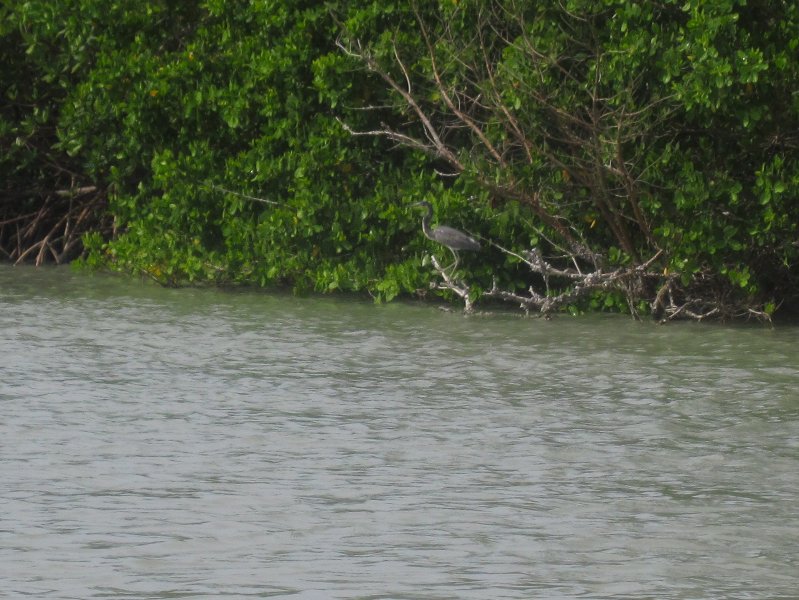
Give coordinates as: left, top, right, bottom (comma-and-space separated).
2, 0, 799, 314
333, 0, 799, 309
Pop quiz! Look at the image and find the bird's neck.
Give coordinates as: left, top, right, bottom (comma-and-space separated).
420, 214, 434, 239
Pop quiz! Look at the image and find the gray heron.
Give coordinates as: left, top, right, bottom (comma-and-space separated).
412, 201, 480, 272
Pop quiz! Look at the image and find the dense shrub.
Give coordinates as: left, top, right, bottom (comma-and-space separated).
2, 0, 798, 317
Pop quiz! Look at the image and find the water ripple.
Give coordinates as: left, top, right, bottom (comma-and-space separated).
2, 267, 798, 599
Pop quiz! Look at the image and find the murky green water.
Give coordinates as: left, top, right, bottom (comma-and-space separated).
1, 265, 798, 599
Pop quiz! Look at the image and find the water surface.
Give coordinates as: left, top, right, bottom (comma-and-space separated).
1, 266, 798, 598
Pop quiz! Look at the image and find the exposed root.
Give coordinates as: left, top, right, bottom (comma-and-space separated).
651, 272, 773, 324
1, 185, 109, 265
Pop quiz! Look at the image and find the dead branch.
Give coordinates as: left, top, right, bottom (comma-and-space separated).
427, 254, 476, 313
415, 6, 505, 168
54, 186, 97, 197
477, 245, 769, 323
483, 247, 663, 317
335, 37, 464, 170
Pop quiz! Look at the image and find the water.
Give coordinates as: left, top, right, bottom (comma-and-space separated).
1, 265, 798, 599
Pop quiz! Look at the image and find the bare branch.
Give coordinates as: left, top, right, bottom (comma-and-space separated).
335, 37, 464, 171
427, 254, 475, 313
483, 246, 664, 317
415, 6, 505, 167
205, 184, 279, 205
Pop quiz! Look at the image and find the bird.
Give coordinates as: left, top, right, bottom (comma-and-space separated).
411, 200, 480, 272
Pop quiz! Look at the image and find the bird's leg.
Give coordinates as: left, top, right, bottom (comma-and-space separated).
442, 248, 460, 275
